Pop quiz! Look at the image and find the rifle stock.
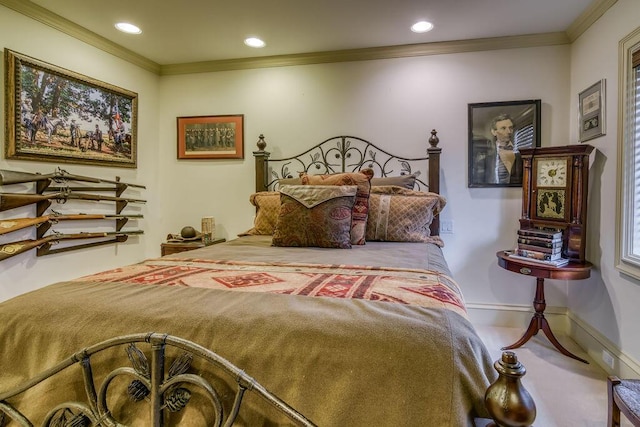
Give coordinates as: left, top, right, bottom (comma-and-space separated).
0, 168, 145, 189
0, 191, 146, 212
0, 213, 144, 235
0, 230, 144, 261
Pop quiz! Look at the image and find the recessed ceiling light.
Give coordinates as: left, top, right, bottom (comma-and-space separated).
115, 22, 142, 34
411, 21, 434, 33
244, 37, 266, 48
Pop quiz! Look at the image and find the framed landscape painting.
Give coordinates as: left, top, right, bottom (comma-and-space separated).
4, 49, 138, 168
177, 115, 244, 160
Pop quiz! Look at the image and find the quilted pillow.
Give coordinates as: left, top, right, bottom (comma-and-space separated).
370, 171, 420, 189
366, 186, 446, 243
300, 168, 373, 245
272, 185, 357, 249
238, 191, 280, 236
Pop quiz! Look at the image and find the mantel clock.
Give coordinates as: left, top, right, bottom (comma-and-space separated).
519, 144, 594, 263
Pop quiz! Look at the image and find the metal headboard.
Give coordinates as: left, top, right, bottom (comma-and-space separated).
253, 130, 442, 235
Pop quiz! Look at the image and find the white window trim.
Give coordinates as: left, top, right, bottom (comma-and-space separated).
616, 26, 640, 279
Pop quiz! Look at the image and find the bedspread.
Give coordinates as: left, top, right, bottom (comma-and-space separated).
78, 258, 468, 317
0, 239, 496, 426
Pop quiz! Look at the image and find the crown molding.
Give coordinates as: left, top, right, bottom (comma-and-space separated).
0, 0, 160, 74
566, 0, 618, 42
2, 0, 617, 76
160, 32, 570, 75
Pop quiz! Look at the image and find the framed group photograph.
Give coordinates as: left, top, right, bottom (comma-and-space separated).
4, 49, 138, 168
468, 99, 541, 188
177, 114, 244, 160
578, 79, 606, 142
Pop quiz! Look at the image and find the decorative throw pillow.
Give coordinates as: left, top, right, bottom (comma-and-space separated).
370, 171, 421, 189
238, 191, 281, 236
277, 177, 302, 186
366, 186, 446, 242
300, 168, 373, 245
272, 185, 357, 249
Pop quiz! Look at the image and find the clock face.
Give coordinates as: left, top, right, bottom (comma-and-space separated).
536, 189, 566, 220
536, 158, 568, 187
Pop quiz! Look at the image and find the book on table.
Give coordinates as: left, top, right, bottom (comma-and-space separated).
517, 228, 563, 240
517, 236, 563, 248
507, 252, 570, 267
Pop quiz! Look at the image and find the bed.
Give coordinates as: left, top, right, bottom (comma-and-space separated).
0, 131, 528, 426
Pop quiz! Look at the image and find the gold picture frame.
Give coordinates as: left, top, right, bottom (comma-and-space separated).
177, 115, 244, 160
4, 49, 138, 168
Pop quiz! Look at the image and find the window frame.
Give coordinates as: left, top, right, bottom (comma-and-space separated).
616, 26, 640, 279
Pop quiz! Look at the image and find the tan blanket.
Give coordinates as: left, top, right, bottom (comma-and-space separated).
0, 240, 496, 426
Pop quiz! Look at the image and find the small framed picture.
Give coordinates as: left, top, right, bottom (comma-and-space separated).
177, 114, 244, 159
578, 79, 606, 142
468, 99, 541, 188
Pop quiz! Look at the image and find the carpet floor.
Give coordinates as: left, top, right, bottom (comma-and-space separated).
474, 325, 631, 426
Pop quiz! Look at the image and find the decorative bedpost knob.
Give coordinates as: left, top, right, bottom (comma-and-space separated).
256, 134, 267, 151
484, 351, 536, 427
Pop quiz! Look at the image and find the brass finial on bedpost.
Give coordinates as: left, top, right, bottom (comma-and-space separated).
256, 134, 267, 152
484, 351, 536, 427
428, 129, 439, 148
253, 134, 270, 192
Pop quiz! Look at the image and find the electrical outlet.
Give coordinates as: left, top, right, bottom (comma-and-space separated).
440, 219, 454, 234
602, 349, 615, 369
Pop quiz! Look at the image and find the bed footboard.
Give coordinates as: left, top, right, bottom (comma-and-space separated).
0, 332, 315, 426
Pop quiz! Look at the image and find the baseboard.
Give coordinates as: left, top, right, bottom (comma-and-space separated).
568, 311, 640, 378
466, 302, 640, 378
466, 302, 568, 332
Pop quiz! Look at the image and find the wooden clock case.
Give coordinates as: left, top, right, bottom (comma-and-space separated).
519, 144, 594, 263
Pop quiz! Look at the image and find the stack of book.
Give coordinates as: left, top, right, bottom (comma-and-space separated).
509, 228, 569, 267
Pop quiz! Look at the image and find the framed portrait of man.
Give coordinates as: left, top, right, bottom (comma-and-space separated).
468, 99, 541, 188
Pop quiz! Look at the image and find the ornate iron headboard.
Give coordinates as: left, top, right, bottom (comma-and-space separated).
253, 130, 442, 235
0, 332, 315, 426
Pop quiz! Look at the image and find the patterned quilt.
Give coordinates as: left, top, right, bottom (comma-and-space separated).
76, 258, 468, 318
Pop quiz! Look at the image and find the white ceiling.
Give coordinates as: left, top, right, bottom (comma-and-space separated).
23, 0, 599, 66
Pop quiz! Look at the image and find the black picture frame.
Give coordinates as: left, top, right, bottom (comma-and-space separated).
4, 49, 138, 168
468, 99, 541, 188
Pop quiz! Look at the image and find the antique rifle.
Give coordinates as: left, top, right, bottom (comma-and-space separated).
0, 167, 145, 189
0, 213, 144, 235
0, 190, 146, 212
0, 230, 144, 261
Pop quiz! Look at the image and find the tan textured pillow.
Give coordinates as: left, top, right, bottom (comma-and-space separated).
238, 191, 281, 236
366, 186, 446, 242
272, 185, 357, 249
370, 171, 420, 189
300, 168, 373, 245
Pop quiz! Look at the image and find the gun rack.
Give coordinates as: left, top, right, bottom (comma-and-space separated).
0, 167, 145, 260
37, 234, 130, 257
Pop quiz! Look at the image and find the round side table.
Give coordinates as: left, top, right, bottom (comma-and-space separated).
496, 250, 592, 364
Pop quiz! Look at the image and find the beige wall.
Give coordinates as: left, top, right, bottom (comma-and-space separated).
569, 0, 640, 369
0, 5, 160, 300
158, 47, 572, 309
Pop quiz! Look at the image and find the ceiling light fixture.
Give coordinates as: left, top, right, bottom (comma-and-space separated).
244, 37, 266, 48
411, 21, 434, 33
115, 22, 142, 34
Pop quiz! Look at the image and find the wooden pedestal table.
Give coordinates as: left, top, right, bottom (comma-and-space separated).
496, 250, 592, 364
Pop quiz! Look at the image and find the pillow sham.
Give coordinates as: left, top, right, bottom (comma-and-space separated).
366, 185, 446, 243
370, 171, 420, 189
238, 191, 281, 236
272, 185, 357, 249
300, 168, 374, 245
